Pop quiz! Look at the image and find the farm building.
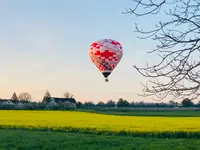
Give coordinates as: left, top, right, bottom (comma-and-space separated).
50, 97, 76, 103
49, 97, 77, 108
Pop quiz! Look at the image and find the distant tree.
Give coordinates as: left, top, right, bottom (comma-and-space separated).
168, 100, 179, 107
83, 101, 95, 108
96, 101, 105, 107
117, 98, 130, 107
106, 100, 116, 107
42, 90, 51, 103
129, 101, 135, 107
18, 92, 32, 102
11, 92, 18, 102
63, 92, 73, 98
76, 101, 83, 108
134, 101, 145, 107
181, 98, 194, 107
45, 90, 51, 97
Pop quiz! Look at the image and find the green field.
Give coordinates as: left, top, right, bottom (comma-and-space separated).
0, 110, 200, 138
1, 129, 200, 150
79, 108, 200, 117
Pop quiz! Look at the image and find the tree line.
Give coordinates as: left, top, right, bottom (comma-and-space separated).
77, 98, 200, 108
0, 90, 200, 110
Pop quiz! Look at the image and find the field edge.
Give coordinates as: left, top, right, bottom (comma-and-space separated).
1, 125, 200, 139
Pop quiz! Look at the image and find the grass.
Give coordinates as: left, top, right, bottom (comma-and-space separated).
1, 129, 200, 150
77, 108, 200, 117
0, 110, 200, 138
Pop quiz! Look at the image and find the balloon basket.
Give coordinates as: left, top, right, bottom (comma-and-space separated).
105, 78, 109, 82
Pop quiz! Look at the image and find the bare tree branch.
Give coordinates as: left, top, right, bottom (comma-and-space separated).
124, 0, 200, 101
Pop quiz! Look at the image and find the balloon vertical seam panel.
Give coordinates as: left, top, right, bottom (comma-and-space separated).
89, 39, 123, 74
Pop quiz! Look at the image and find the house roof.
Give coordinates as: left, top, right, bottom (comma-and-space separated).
51, 97, 76, 103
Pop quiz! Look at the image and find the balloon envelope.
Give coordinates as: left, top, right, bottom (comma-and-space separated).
89, 39, 123, 80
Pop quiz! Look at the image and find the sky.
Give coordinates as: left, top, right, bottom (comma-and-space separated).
0, 0, 174, 103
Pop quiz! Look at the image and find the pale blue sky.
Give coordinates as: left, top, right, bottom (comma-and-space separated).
0, 0, 171, 103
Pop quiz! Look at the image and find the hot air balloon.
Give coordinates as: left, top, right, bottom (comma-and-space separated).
89, 39, 123, 82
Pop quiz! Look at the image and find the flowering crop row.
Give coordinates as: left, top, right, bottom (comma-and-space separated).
0, 110, 200, 138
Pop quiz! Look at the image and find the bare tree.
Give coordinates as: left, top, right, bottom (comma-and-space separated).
123, 0, 200, 101
18, 92, 32, 102
63, 92, 73, 98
